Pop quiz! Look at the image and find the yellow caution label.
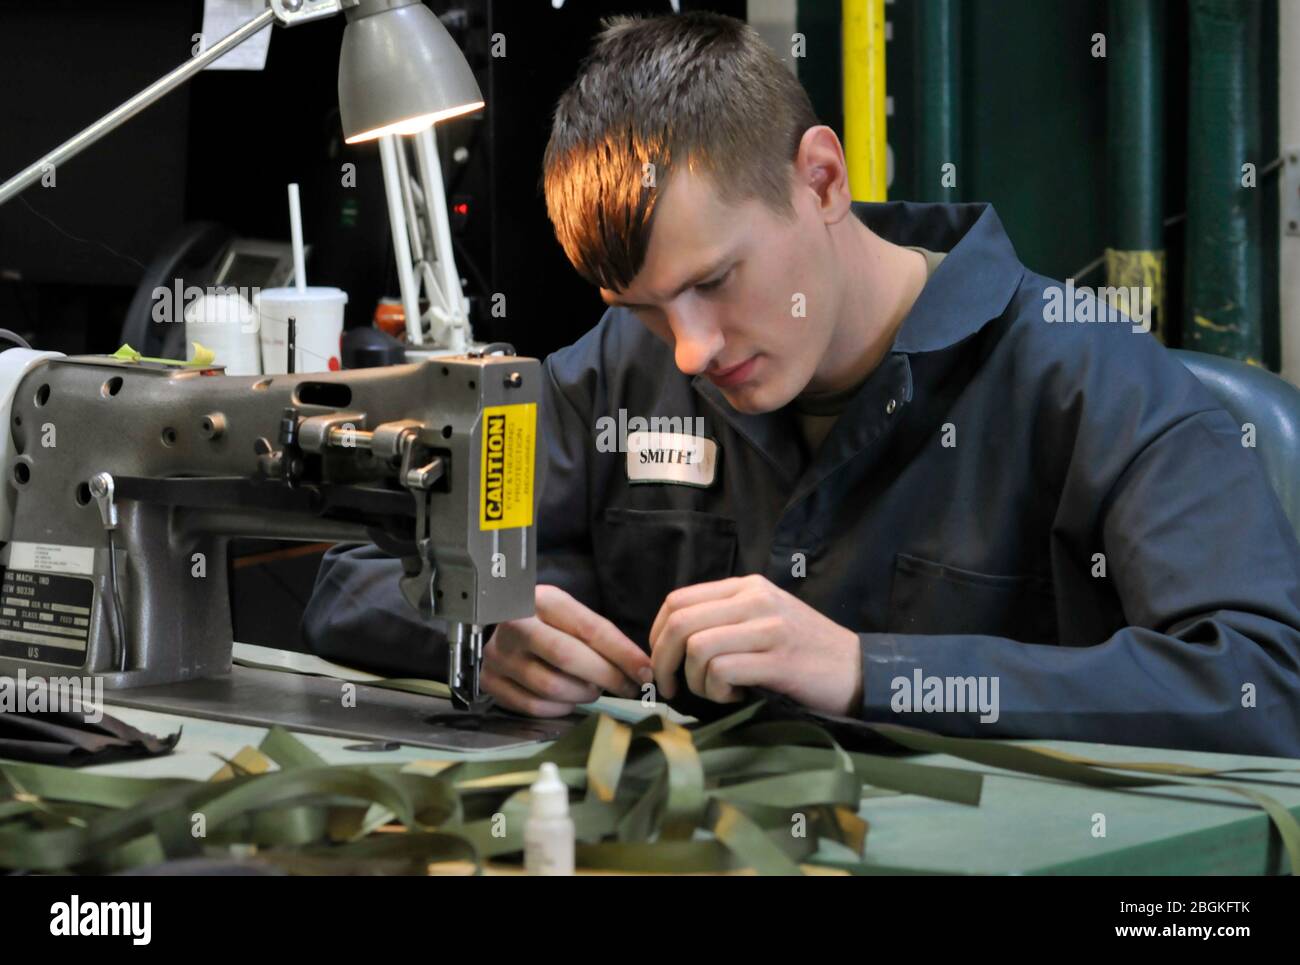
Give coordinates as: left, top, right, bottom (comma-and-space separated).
479, 403, 536, 530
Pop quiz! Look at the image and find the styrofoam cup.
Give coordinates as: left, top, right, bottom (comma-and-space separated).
255, 287, 347, 374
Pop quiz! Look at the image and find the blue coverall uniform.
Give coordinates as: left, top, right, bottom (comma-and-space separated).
303, 201, 1300, 758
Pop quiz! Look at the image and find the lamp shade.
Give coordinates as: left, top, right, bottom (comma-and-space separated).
338, 0, 484, 144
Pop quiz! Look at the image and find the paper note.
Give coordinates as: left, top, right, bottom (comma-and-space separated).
201, 0, 273, 71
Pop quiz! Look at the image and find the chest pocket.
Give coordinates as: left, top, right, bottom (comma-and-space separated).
592, 507, 739, 647
887, 552, 1059, 643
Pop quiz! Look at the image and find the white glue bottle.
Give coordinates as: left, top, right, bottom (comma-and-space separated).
524, 761, 575, 875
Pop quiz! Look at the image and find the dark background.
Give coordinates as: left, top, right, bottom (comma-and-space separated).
0, 0, 754, 359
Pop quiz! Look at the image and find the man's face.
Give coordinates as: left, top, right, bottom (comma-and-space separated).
599, 167, 842, 414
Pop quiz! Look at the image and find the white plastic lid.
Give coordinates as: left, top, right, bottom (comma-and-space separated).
256, 286, 349, 304
185, 291, 255, 327
529, 761, 569, 819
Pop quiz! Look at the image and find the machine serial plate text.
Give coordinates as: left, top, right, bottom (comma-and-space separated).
0, 566, 93, 668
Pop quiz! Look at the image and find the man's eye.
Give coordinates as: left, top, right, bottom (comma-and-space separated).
696, 268, 732, 293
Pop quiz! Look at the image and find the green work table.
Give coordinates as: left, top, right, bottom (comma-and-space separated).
81, 693, 1298, 876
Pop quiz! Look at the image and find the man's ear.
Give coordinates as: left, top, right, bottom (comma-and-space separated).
793, 125, 853, 225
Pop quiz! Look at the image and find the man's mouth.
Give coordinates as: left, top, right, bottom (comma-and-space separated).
707, 355, 759, 388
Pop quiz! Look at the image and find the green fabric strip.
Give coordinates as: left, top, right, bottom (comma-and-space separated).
4, 699, 1298, 875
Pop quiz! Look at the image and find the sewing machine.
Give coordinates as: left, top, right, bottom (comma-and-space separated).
0, 0, 572, 752
0, 346, 539, 726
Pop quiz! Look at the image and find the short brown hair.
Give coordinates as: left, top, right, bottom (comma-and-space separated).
542, 12, 819, 292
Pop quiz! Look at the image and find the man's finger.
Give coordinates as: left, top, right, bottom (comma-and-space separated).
683, 617, 778, 698
536, 585, 652, 685
651, 595, 757, 699
701, 651, 768, 704
525, 619, 640, 698
648, 576, 749, 646
481, 663, 576, 718
508, 651, 601, 705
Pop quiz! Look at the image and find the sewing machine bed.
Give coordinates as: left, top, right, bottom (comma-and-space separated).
104, 664, 573, 752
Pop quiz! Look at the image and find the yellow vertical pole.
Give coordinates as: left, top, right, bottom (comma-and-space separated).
843, 0, 888, 201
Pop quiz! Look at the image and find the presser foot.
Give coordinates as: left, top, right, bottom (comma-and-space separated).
449, 690, 496, 715
448, 623, 492, 714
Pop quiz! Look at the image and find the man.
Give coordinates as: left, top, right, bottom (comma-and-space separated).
304, 13, 1300, 757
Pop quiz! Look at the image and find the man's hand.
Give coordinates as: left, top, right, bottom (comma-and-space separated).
649, 574, 863, 716
481, 584, 653, 717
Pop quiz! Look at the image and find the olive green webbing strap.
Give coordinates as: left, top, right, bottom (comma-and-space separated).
0, 700, 911, 873
3, 699, 1298, 874
232, 654, 454, 700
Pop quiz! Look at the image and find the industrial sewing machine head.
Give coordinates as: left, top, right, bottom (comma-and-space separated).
0, 346, 538, 712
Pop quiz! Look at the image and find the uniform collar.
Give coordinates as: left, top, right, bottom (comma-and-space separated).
851, 201, 1026, 355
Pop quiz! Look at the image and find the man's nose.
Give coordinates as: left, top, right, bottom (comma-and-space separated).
670, 312, 724, 376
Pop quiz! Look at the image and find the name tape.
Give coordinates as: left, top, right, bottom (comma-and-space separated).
626, 431, 718, 488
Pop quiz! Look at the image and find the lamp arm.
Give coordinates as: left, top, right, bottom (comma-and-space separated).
0, 2, 343, 207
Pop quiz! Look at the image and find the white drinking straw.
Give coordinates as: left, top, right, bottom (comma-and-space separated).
288, 182, 306, 292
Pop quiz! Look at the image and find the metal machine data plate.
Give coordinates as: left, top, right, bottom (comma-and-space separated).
104, 665, 572, 752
